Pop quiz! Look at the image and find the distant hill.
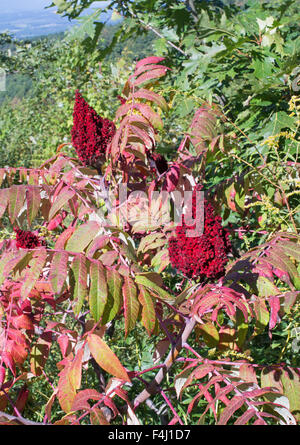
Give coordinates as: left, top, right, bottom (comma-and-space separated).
0, 9, 112, 39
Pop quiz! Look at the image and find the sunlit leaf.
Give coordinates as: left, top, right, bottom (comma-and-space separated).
87, 334, 130, 382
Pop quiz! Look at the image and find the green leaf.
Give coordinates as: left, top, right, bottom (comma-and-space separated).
135, 273, 173, 302
277, 240, 300, 262
178, 98, 196, 118
236, 309, 248, 349
257, 276, 279, 297
89, 260, 107, 322
102, 268, 122, 325
261, 367, 283, 392
250, 57, 274, 80
198, 322, 219, 347
281, 367, 300, 418
253, 298, 269, 334
137, 232, 164, 254
71, 254, 88, 316
67, 10, 102, 41
264, 112, 296, 137
151, 248, 170, 273
153, 38, 167, 56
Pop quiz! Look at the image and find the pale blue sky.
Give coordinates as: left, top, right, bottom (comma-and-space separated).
0, 1, 109, 13
0, 0, 51, 12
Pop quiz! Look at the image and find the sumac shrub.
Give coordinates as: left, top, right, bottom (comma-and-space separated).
0, 57, 299, 426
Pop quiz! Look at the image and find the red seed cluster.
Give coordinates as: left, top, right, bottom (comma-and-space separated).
71, 90, 116, 168
168, 186, 231, 280
14, 228, 44, 249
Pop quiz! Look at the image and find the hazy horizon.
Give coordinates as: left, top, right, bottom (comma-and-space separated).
0, 1, 112, 38
0, 1, 109, 13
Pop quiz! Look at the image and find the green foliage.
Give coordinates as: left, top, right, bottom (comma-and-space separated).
0, 23, 158, 169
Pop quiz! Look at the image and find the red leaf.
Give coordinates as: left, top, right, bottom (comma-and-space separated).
132, 63, 169, 79
11, 314, 33, 331
116, 102, 163, 130
1, 250, 28, 285
135, 56, 165, 69
234, 408, 256, 425
54, 226, 76, 250
1, 351, 16, 375
162, 163, 180, 192
9, 340, 28, 364
90, 407, 110, 425
71, 389, 102, 412
57, 334, 71, 358
15, 385, 29, 414
189, 105, 218, 154
269, 295, 281, 330
132, 68, 169, 87
218, 396, 245, 425
130, 89, 168, 111
0, 366, 5, 386
86, 235, 110, 258
47, 210, 67, 231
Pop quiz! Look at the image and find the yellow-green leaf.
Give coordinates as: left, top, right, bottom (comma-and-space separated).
138, 285, 156, 335
87, 334, 130, 382
123, 276, 140, 336
66, 221, 101, 253
49, 251, 69, 294
102, 268, 122, 324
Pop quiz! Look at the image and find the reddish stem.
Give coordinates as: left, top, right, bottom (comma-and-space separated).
160, 389, 184, 425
